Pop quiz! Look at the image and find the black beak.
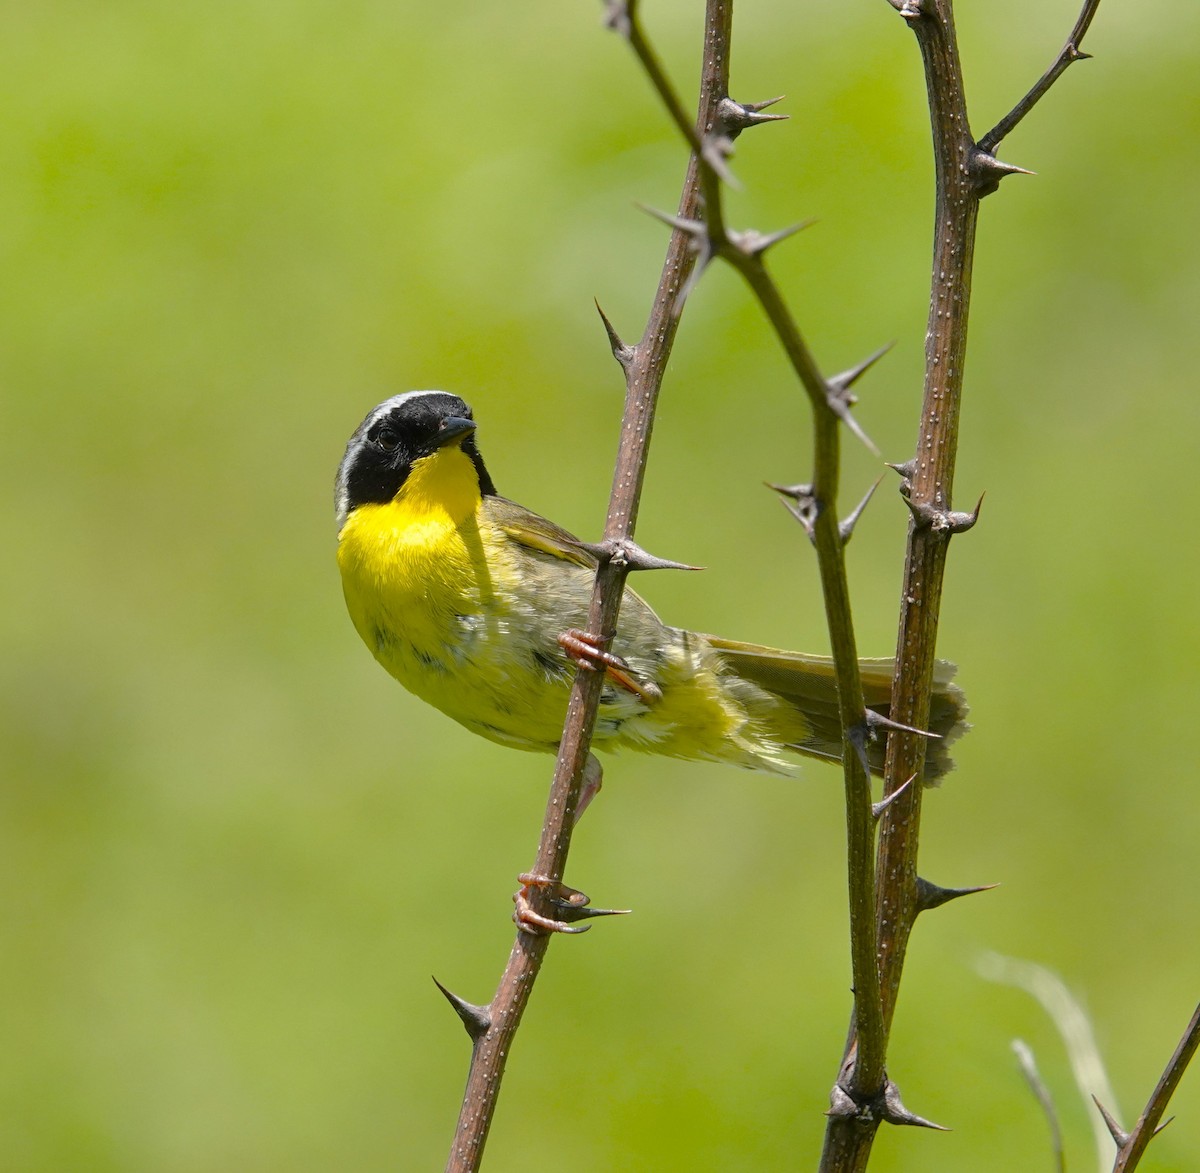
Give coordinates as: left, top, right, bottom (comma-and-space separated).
436, 416, 477, 447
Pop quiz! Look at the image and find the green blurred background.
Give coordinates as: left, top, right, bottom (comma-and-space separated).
3, 2, 1197, 1169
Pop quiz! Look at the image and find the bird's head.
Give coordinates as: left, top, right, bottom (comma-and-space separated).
335, 391, 496, 532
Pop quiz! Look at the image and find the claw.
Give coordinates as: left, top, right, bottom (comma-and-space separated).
558, 629, 663, 703
513, 872, 631, 937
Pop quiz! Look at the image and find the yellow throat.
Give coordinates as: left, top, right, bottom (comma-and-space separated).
336, 444, 494, 674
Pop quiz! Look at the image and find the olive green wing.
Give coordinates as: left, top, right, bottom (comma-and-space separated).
483, 496, 670, 687
485, 495, 600, 571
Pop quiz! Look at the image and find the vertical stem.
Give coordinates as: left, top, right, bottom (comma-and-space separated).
442, 7, 730, 1169
820, 3, 978, 1166
875, 0, 977, 1030
732, 260, 883, 1092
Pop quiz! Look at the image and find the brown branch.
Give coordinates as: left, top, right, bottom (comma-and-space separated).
823, 0, 1102, 1166
727, 262, 885, 1096
874, 0, 977, 1021
978, 0, 1102, 154
440, 10, 729, 1172
614, 0, 888, 1102
1111, 1000, 1200, 1172
817, 4, 987, 1165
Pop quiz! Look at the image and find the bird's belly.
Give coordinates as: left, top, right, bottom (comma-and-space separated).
369, 606, 583, 753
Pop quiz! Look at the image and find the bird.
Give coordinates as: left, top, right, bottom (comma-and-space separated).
335, 391, 967, 929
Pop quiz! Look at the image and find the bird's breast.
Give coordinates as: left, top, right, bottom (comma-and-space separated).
337, 464, 498, 675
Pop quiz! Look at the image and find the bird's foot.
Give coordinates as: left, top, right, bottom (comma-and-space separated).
558, 629, 662, 703
513, 872, 631, 936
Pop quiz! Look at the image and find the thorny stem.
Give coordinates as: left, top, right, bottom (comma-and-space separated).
730, 260, 884, 1091
820, 1, 987, 1165
978, 0, 1102, 154
441, 9, 728, 1172
615, 0, 886, 1094
821, 2, 1103, 1168
1111, 1001, 1200, 1172
874, 0, 977, 1033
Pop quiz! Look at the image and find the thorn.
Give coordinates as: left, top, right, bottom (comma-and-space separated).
1154, 1116, 1176, 1138
1093, 1095, 1130, 1149
778, 499, 817, 545
916, 876, 1000, 913
823, 365, 881, 456
699, 131, 738, 188
767, 481, 813, 501
828, 341, 895, 395
572, 536, 703, 572
881, 1080, 951, 1131
672, 241, 715, 315
636, 203, 716, 313
847, 721, 872, 779
970, 148, 1036, 197
830, 396, 879, 455
977, 155, 1036, 179
903, 492, 984, 535
865, 707, 941, 740
872, 772, 917, 819
840, 476, 884, 544
854, 712, 931, 779
560, 904, 632, 923
823, 342, 892, 457
826, 1084, 859, 1119
717, 95, 789, 139
826, 1078, 949, 1130
433, 976, 491, 1042
601, 0, 632, 37
742, 95, 786, 114
886, 458, 916, 480
768, 481, 819, 546
594, 300, 634, 369
1068, 45, 1094, 62
732, 219, 816, 257
636, 203, 707, 241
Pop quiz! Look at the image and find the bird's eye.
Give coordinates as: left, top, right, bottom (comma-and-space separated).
374, 427, 399, 452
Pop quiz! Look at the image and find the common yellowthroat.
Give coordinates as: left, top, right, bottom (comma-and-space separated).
335, 391, 966, 792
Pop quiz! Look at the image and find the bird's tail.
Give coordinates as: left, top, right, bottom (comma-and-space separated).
705, 637, 969, 783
